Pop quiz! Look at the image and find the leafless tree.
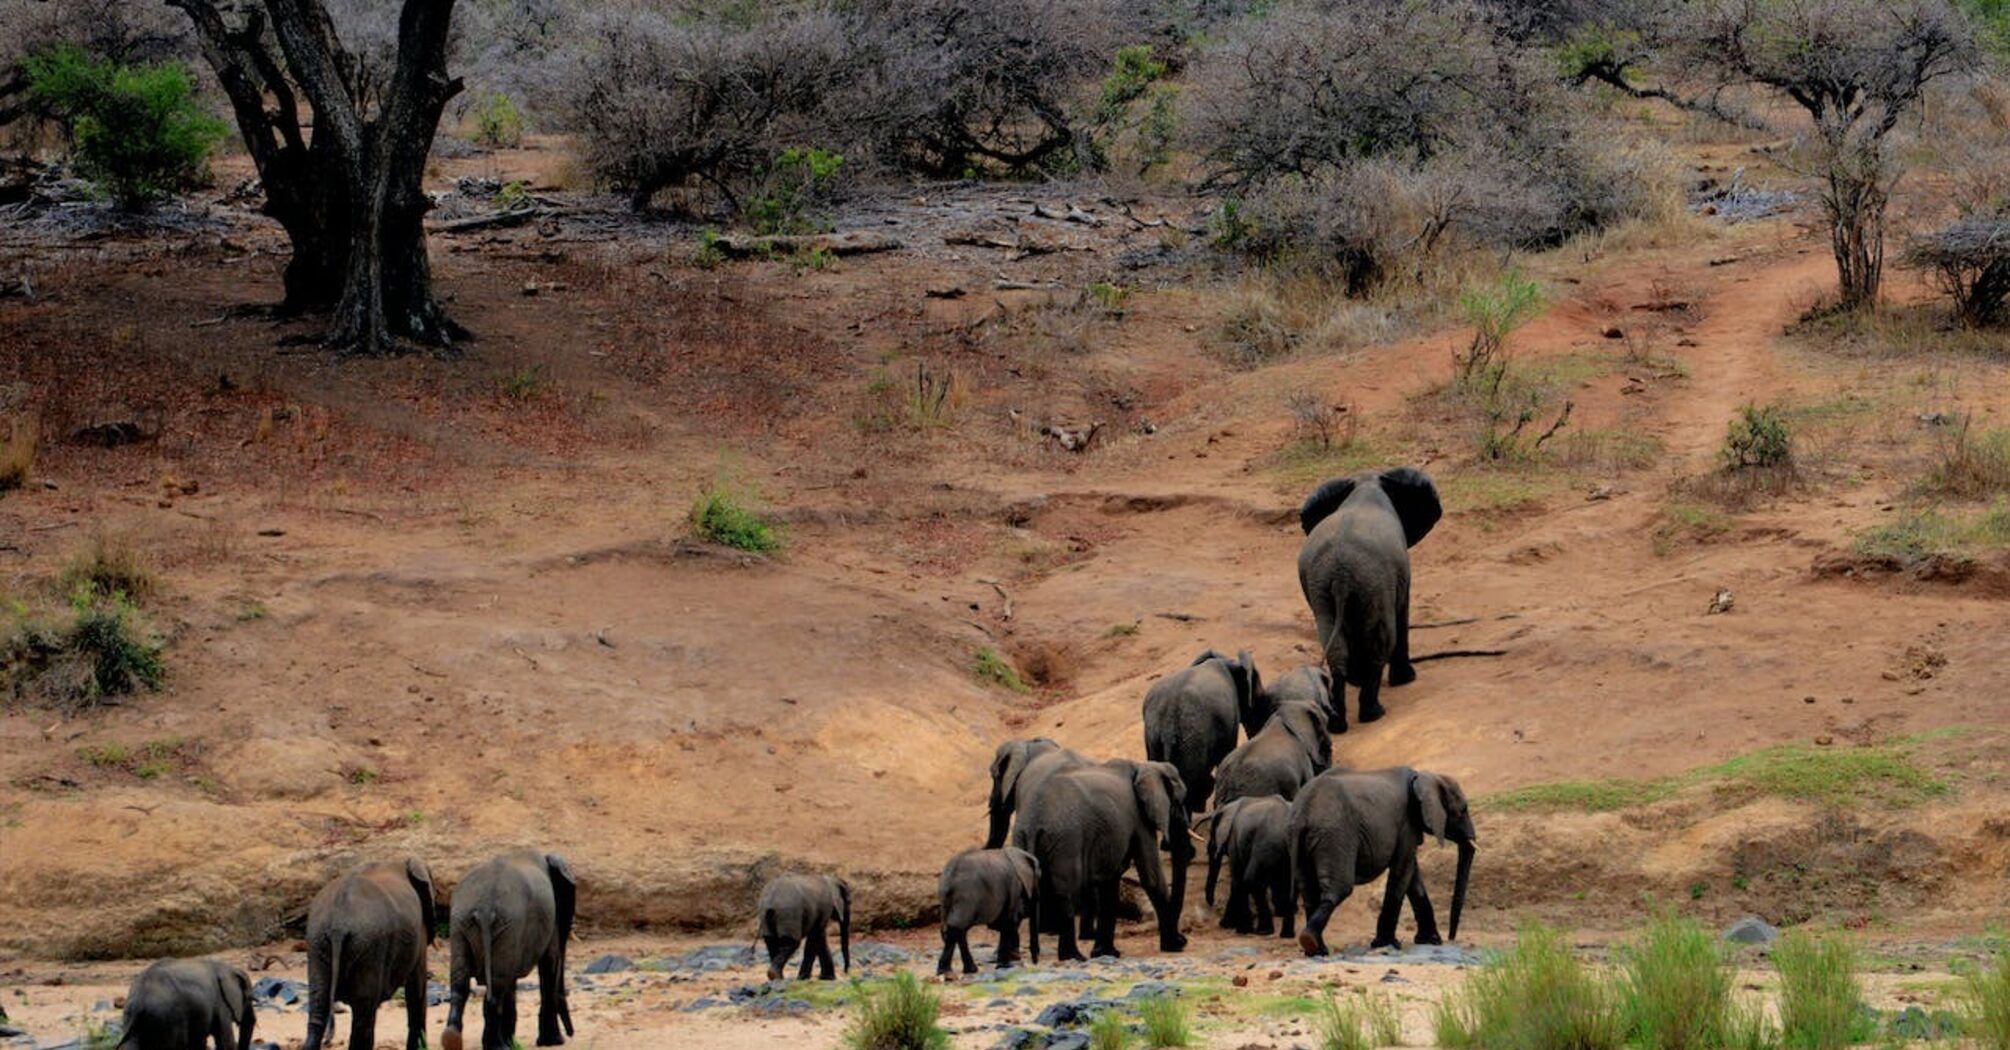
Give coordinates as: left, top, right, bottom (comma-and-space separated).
168, 0, 464, 352
1689, 0, 1979, 309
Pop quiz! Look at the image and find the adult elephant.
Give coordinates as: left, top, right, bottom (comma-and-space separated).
984, 738, 1088, 850
117, 958, 254, 1050
1211, 700, 1333, 809
1287, 767, 1475, 957
1013, 758, 1189, 961
303, 858, 438, 1050
442, 850, 578, 1050
1203, 795, 1293, 938
1142, 649, 1264, 815
1297, 469, 1442, 728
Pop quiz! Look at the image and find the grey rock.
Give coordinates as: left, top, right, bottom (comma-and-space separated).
648, 945, 757, 973
1125, 981, 1181, 1000
681, 997, 728, 1012
988, 999, 1013, 1008
583, 954, 634, 974
252, 977, 305, 1007
1723, 917, 1780, 945
851, 942, 910, 967
1336, 943, 1482, 966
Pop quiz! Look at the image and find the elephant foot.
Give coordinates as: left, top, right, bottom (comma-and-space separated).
1389, 663, 1417, 686
1090, 944, 1122, 959
1298, 931, 1328, 957
935, 965, 952, 977
766, 966, 783, 982
1253, 921, 1275, 936
442, 1028, 463, 1050
1415, 932, 1443, 946
1059, 947, 1087, 963
963, 963, 979, 975
1160, 931, 1188, 953
1370, 936, 1402, 950
1359, 702, 1387, 724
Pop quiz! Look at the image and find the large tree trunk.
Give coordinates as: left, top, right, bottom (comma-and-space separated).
169, 0, 461, 353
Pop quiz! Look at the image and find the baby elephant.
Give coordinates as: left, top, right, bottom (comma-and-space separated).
1204, 795, 1294, 938
117, 958, 254, 1050
936, 847, 1041, 975
756, 873, 851, 981
442, 850, 578, 1050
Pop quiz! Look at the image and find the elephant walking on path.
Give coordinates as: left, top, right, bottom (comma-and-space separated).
442, 850, 577, 1050
302, 858, 438, 1050
1288, 767, 1475, 957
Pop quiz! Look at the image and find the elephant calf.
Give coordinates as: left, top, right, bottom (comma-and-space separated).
936, 847, 1041, 975
303, 858, 438, 1050
1288, 767, 1475, 957
117, 958, 253, 1050
442, 850, 578, 1050
1212, 700, 1333, 809
1205, 795, 1294, 939
756, 874, 851, 981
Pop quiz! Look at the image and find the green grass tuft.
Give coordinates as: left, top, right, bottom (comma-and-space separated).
1488, 778, 1680, 813
844, 971, 949, 1050
1960, 944, 2010, 1050
1316, 991, 1404, 1050
1436, 923, 1625, 1050
972, 648, 1029, 693
1090, 1008, 1135, 1050
1138, 995, 1193, 1048
1621, 910, 1735, 1050
1484, 741, 1946, 814
1775, 931, 1871, 1050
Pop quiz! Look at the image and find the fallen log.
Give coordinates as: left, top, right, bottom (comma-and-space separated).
711, 231, 904, 258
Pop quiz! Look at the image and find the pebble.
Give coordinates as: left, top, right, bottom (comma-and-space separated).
1723, 916, 1780, 945
582, 954, 634, 974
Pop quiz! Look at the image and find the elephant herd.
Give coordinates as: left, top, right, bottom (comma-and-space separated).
113, 850, 574, 1050
105, 466, 1465, 1046
757, 467, 1478, 979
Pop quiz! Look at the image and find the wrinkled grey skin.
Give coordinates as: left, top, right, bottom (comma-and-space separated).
303, 858, 437, 1050
1212, 701, 1334, 809
936, 847, 1041, 975
756, 874, 851, 981
1287, 767, 1477, 957
1203, 795, 1294, 938
117, 958, 253, 1050
1142, 649, 1265, 812
442, 851, 577, 1050
1297, 468, 1442, 729
1013, 758, 1190, 960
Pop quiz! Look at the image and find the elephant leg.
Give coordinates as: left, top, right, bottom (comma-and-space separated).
346, 1001, 377, 1050
996, 921, 1020, 969
405, 964, 428, 1050
763, 936, 796, 982
209, 1011, 233, 1050
1090, 880, 1121, 958
1204, 849, 1223, 911
536, 949, 566, 1046
444, 948, 473, 1050
1356, 672, 1386, 725
813, 931, 837, 981
936, 927, 958, 976
1372, 851, 1417, 950
795, 934, 815, 981
1274, 871, 1297, 940
1389, 586, 1416, 686
1313, 594, 1349, 733
302, 958, 332, 1050
480, 979, 508, 1050
957, 928, 978, 975
1223, 871, 1250, 932
1299, 888, 1349, 957
1252, 880, 1275, 935
1054, 893, 1084, 963
1407, 868, 1443, 946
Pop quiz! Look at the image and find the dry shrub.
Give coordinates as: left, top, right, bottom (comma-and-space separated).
60, 531, 156, 602
1917, 415, 2010, 499
0, 415, 35, 492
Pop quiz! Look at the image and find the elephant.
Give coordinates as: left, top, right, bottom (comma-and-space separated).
1142, 649, 1266, 812
1287, 767, 1476, 957
1297, 468, 1442, 728
117, 958, 254, 1050
756, 874, 851, 981
1211, 700, 1333, 809
1265, 665, 1339, 731
984, 738, 1088, 851
1013, 758, 1189, 960
936, 847, 1041, 975
441, 850, 578, 1050
1203, 795, 1294, 938
303, 857, 438, 1050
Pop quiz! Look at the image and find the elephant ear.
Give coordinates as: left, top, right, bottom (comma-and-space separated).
1300, 476, 1358, 534
1412, 772, 1450, 845
1278, 705, 1331, 769
1132, 763, 1175, 842
1207, 800, 1242, 860
404, 857, 438, 943
1379, 467, 1442, 547
1189, 648, 1229, 668
546, 853, 578, 943
1231, 650, 1268, 736
218, 965, 254, 1050
1007, 848, 1041, 898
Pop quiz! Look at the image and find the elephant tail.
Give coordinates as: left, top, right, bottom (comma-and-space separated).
478, 913, 497, 996
313, 931, 344, 1044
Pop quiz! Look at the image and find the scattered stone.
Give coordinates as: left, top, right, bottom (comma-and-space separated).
1723, 916, 1779, 945
851, 941, 911, 967
1231, 975, 1249, 987
71, 420, 151, 447
681, 996, 728, 1012
1707, 590, 1735, 615
645, 945, 756, 973
1381, 972, 1410, 984
1603, 326, 1626, 340
252, 976, 305, 1007
583, 954, 635, 974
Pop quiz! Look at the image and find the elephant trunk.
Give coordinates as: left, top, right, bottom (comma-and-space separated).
984, 802, 1010, 851
1448, 840, 1475, 942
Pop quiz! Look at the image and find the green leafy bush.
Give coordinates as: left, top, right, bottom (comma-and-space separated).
746, 147, 844, 235
689, 482, 782, 553
1774, 932, 1870, 1050
25, 45, 227, 209
844, 971, 948, 1050
1722, 405, 1793, 470
474, 92, 526, 148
